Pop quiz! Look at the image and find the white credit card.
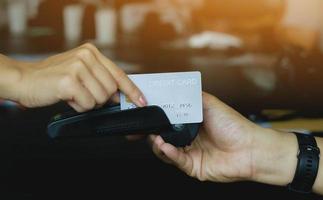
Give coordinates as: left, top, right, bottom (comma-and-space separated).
120, 71, 203, 125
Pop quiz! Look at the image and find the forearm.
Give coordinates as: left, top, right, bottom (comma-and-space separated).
313, 137, 323, 194
251, 128, 323, 195
0, 54, 23, 101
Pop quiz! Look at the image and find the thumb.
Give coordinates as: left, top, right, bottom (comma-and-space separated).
158, 139, 191, 172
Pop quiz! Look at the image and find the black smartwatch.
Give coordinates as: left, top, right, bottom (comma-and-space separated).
288, 132, 320, 194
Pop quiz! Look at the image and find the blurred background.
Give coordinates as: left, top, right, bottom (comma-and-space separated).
1, 0, 323, 112
1, 0, 323, 199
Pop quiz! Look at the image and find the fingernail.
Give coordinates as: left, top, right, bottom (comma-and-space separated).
138, 95, 147, 106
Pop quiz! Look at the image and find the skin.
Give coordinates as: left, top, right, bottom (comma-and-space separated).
0, 43, 147, 112
150, 92, 323, 195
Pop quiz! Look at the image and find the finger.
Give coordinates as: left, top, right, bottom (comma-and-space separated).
78, 49, 119, 99
110, 67, 147, 107
154, 135, 165, 147
76, 59, 110, 106
62, 79, 96, 112
110, 93, 120, 104
147, 134, 157, 146
82, 43, 147, 107
57, 59, 97, 112
67, 101, 84, 113
71, 86, 95, 112
202, 92, 218, 110
151, 136, 173, 164
157, 137, 190, 170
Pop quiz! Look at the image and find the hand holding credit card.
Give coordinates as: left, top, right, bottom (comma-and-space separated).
120, 71, 203, 125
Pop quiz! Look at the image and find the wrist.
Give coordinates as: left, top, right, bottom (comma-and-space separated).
251, 128, 298, 186
0, 56, 23, 102
313, 137, 323, 194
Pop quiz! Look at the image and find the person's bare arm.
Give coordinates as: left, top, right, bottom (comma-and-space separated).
252, 131, 322, 194
151, 92, 323, 195
0, 54, 25, 101
249, 128, 322, 194
0, 43, 146, 111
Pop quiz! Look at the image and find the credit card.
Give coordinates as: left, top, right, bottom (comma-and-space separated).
120, 71, 203, 124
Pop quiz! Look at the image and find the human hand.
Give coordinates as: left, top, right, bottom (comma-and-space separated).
150, 92, 298, 185
11, 43, 146, 112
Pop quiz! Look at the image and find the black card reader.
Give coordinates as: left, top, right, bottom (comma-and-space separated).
47, 105, 200, 147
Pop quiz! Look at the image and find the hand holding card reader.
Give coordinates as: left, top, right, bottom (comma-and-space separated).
48, 71, 203, 147
47, 105, 200, 147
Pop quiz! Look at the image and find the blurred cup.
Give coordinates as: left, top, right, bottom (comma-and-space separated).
121, 3, 153, 34
0, 7, 8, 28
8, 0, 28, 35
95, 8, 117, 46
63, 4, 84, 44
27, 0, 42, 18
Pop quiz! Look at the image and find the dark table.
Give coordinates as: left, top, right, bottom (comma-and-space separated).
2, 105, 322, 199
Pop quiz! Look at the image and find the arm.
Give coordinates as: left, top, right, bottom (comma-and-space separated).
0, 54, 24, 101
151, 92, 323, 195
0, 43, 146, 112
253, 130, 323, 194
